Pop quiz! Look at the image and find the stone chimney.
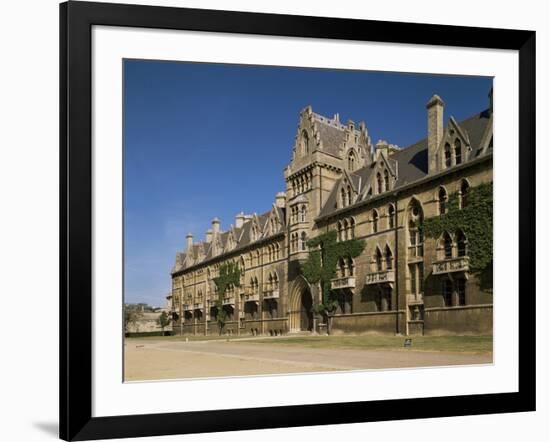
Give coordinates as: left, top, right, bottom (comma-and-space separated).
205, 229, 213, 243
235, 212, 245, 229
275, 192, 286, 208
427, 94, 444, 174
186, 233, 193, 251
375, 140, 389, 159
211, 217, 220, 235
333, 113, 340, 124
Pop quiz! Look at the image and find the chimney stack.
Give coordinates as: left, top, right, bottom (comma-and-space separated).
211, 217, 220, 235
427, 94, 444, 174
205, 229, 213, 243
275, 192, 286, 208
186, 233, 193, 251
235, 212, 245, 229
375, 140, 389, 159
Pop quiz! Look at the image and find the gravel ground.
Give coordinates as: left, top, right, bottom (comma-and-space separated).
124, 338, 492, 381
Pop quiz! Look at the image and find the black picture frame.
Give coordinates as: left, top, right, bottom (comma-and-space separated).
60, 1, 536, 440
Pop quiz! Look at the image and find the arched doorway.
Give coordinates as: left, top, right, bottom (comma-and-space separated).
289, 277, 314, 332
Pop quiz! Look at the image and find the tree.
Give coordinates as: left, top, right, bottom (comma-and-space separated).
124, 305, 143, 334
158, 311, 170, 335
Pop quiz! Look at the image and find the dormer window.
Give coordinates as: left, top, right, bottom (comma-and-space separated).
444, 143, 452, 168
348, 150, 356, 171
376, 172, 383, 194
454, 139, 462, 165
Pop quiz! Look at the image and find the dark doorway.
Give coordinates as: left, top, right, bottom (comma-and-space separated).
300, 289, 313, 331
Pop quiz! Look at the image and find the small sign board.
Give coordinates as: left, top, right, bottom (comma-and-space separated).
404, 338, 413, 348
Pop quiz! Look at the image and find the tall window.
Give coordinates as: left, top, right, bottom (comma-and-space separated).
384, 169, 390, 191
375, 248, 383, 272
376, 172, 383, 194
372, 210, 379, 233
460, 180, 470, 209
388, 204, 395, 229
337, 221, 343, 241
443, 232, 453, 259
407, 200, 424, 258
349, 218, 355, 239
444, 143, 452, 168
301, 130, 309, 155
348, 151, 356, 171
342, 219, 349, 240
300, 232, 307, 251
454, 139, 462, 165
438, 186, 447, 215
457, 230, 467, 257
340, 187, 347, 208
385, 245, 393, 270
338, 258, 346, 278
300, 205, 306, 222
409, 264, 424, 295
347, 185, 353, 206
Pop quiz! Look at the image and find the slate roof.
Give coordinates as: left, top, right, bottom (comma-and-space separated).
313, 112, 360, 157
317, 109, 492, 219
172, 205, 286, 273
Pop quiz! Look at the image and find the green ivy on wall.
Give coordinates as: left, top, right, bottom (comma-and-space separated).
300, 230, 365, 315
212, 261, 242, 331
423, 182, 493, 288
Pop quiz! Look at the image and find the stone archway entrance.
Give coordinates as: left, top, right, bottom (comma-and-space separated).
289, 277, 314, 332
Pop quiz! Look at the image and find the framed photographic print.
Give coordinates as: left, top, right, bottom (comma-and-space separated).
60, 1, 536, 440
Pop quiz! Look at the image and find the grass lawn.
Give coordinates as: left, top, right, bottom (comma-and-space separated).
239, 335, 493, 354
127, 333, 492, 354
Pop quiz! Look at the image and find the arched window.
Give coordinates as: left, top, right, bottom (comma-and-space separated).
292, 180, 297, 197
385, 245, 393, 270
443, 232, 453, 259
388, 204, 395, 229
301, 130, 309, 155
275, 243, 280, 260
376, 172, 383, 194
372, 210, 379, 233
342, 219, 349, 241
300, 232, 307, 251
347, 185, 353, 206
338, 258, 346, 278
457, 230, 467, 257
460, 180, 470, 209
384, 169, 390, 192
444, 143, 452, 168
349, 218, 355, 239
438, 186, 447, 215
348, 151, 356, 171
300, 205, 306, 222
340, 187, 347, 208
454, 139, 462, 165
375, 248, 383, 272
407, 199, 424, 258
337, 221, 343, 241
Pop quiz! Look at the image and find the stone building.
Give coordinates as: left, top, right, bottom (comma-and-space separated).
169, 91, 493, 336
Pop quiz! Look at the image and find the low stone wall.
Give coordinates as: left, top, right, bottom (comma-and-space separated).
331, 311, 402, 334
242, 320, 262, 336
263, 318, 288, 336
423, 304, 493, 335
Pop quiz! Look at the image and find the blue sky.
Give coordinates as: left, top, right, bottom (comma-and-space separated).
124, 59, 492, 306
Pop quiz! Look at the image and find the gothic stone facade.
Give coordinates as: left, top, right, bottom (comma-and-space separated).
169, 92, 493, 336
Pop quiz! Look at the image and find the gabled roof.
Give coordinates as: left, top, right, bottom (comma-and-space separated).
317, 108, 492, 219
